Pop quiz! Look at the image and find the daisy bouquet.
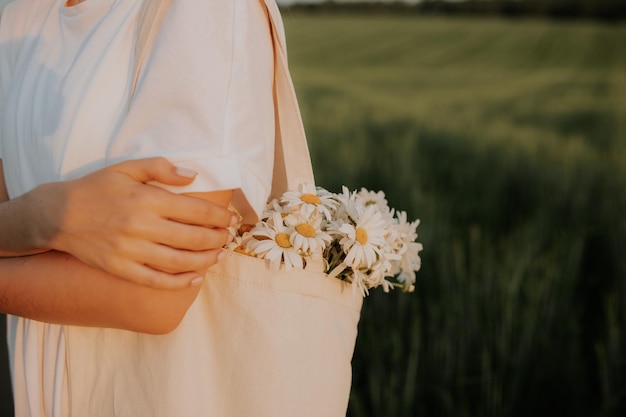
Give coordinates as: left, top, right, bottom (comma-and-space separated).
226, 184, 423, 296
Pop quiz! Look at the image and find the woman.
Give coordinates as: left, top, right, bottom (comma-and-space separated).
0, 0, 276, 415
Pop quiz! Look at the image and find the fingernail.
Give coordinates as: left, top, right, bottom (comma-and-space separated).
175, 166, 198, 178
230, 215, 238, 227
191, 276, 204, 286
217, 250, 227, 262
226, 233, 234, 245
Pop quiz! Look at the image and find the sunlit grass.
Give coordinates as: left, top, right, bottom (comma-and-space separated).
284, 14, 626, 417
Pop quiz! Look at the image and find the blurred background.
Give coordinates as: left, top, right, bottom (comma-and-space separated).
1, 0, 625, 416
278, 1, 626, 417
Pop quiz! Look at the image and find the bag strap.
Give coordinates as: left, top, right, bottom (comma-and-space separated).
263, 0, 316, 197
132, 0, 315, 200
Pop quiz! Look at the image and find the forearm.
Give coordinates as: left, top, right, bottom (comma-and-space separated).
0, 191, 51, 256
0, 160, 54, 256
0, 251, 201, 334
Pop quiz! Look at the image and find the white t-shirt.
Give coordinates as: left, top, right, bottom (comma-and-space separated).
0, 0, 275, 415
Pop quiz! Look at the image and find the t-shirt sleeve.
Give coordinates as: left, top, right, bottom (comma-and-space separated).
107, 0, 275, 222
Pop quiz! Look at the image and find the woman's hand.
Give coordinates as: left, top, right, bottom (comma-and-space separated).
2, 157, 234, 289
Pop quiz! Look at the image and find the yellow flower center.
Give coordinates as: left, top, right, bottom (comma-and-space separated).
275, 233, 292, 248
234, 245, 249, 255
300, 193, 321, 205
296, 223, 317, 238
356, 227, 369, 245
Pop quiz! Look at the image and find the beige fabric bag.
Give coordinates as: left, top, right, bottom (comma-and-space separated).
64, 0, 363, 415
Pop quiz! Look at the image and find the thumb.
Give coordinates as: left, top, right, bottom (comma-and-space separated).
114, 157, 198, 186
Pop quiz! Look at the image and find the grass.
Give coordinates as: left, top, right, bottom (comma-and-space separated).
282, 13, 626, 417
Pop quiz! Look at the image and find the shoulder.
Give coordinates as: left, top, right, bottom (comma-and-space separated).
0, 0, 56, 50
0, 0, 55, 82
1, 0, 55, 38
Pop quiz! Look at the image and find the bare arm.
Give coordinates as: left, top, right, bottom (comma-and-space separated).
0, 250, 200, 334
0, 195, 228, 334
0, 159, 232, 333
0, 158, 234, 289
0, 189, 231, 334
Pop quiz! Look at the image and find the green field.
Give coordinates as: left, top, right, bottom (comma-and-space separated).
283, 14, 626, 417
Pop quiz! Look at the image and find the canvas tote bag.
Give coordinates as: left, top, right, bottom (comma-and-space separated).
64, 0, 363, 416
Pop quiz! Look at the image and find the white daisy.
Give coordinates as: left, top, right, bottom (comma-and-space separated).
400, 241, 423, 275
361, 263, 385, 289
386, 240, 422, 293
392, 211, 422, 274
261, 198, 290, 221
392, 211, 420, 246
281, 183, 336, 220
332, 186, 361, 225
356, 188, 390, 215
378, 249, 400, 276
336, 205, 389, 269
225, 228, 256, 256
284, 213, 332, 255
247, 214, 305, 271
350, 268, 370, 297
